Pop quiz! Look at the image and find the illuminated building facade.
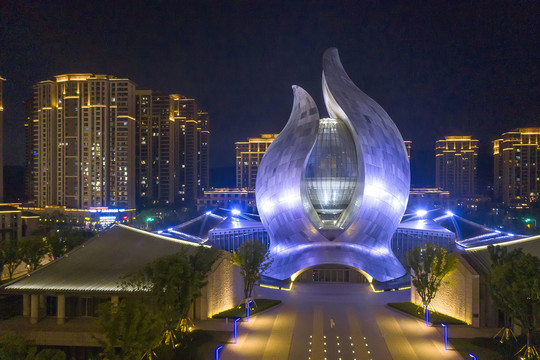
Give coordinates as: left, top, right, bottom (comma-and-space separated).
408, 187, 453, 211
196, 188, 257, 213
235, 134, 279, 189
32, 74, 136, 209
135, 92, 210, 205
24, 99, 35, 203
169, 95, 210, 203
135, 91, 176, 205
256, 49, 410, 282
197, 110, 210, 197
494, 127, 540, 206
0, 76, 4, 201
435, 136, 478, 197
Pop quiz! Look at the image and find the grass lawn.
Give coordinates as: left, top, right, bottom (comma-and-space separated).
450, 336, 530, 360
387, 302, 466, 325
212, 299, 281, 319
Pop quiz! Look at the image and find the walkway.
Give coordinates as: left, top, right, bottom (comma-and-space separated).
218, 283, 463, 360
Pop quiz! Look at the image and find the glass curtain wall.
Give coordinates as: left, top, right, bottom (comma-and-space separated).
303, 118, 358, 228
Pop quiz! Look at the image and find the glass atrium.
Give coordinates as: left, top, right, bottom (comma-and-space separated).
303, 118, 358, 228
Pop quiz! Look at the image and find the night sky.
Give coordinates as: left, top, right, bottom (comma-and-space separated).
1, 1, 538, 187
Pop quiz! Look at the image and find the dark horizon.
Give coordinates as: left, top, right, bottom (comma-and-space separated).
1, 1, 538, 188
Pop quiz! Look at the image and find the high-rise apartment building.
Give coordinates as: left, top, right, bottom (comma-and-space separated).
235, 134, 279, 189
169, 95, 209, 204
197, 110, 210, 195
494, 128, 540, 206
24, 99, 34, 202
435, 136, 478, 197
33, 74, 136, 209
135, 91, 177, 205
0, 76, 5, 201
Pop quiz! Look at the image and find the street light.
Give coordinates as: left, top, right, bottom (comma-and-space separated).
234, 317, 241, 344
441, 323, 448, 350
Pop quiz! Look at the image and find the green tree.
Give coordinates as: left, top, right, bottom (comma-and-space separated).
132, 246, 218, 348
0, 335, 36, 360
20, 235, 48, 272
97, 295, 163, 360
406, 243, 457, 310
1, 238, 22, 280
0, 245, 4, 281
489, 246, 540, 359
231, 239, 273, 299
34, 349, 66, 360
45, 229, 92, 259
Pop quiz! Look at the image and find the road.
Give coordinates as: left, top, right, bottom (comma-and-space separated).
220, 282, 462, 360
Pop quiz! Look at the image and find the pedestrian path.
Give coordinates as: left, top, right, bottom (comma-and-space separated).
219, 283, 464, 360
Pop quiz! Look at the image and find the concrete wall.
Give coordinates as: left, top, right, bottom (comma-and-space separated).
196, 251, 244, 319
411, 253, 480, 327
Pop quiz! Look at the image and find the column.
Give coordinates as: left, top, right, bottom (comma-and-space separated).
111, 296, 119, 313
23, 294, 30, 316
30, 294, 39, 324
57, 294, 65, 325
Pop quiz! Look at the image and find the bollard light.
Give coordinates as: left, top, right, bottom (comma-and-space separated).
441, 323, 448, 350
234, 317, 241, 344
215, 345, 223, 360
425, 304, 429, 327
246, 299, 254, 322
468, 353, 477, 360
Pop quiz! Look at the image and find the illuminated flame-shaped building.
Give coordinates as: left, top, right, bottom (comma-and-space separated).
256, 49, 410, 281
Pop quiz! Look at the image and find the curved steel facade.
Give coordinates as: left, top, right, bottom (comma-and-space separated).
256, 49, 410, 281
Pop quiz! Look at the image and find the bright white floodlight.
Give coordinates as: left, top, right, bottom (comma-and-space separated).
231, 209, 241, 216
416, 210, 427, 217
446, 211, 454, 216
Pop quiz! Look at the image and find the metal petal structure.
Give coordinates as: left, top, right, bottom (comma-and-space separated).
256, 48, 410, 281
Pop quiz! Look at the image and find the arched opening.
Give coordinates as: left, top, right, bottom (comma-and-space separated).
292, 264, 369, 284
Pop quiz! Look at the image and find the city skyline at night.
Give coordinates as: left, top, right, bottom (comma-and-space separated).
0, 1, 537, 188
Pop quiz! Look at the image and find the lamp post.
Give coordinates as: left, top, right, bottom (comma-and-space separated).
441, 323, 448, 350
234, 317, 241, 344
215, 345, 223, 360
425, 304, 429, 327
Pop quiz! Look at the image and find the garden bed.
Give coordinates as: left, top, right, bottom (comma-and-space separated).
450, 336, 531, 360
387, 302, 466, 325
212, 299, 281, 319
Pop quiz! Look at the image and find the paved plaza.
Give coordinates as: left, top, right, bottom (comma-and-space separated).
217, 283, 464, 360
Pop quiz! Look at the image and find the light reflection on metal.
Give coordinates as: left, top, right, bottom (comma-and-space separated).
256, 48, 410, 281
